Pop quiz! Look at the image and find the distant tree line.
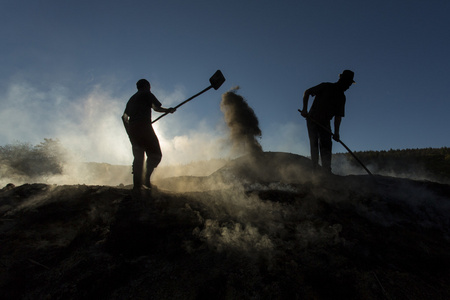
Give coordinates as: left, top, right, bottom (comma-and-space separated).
1, 139, 449, 183
0, 138, 68, 179
334, 147, 450, 181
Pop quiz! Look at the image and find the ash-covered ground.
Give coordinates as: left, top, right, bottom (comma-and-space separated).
1, 152, 449, 299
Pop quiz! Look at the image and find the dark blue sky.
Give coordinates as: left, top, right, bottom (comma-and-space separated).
1, 0, 449, 164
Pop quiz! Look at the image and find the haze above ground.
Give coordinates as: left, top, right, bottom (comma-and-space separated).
1, 0, 449, 165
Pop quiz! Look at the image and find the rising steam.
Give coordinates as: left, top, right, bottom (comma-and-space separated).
220, 87, 263, 156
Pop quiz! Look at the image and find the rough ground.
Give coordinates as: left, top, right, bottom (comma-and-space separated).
1, 152, 449, 299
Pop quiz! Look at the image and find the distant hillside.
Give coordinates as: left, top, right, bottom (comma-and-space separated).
334, 147, 450, 183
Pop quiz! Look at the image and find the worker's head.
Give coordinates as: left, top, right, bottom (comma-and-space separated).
338, 70, 355, 91
136, 79, 151, 91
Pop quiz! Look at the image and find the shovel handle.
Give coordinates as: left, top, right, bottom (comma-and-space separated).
151, 70, 225, 124
152, 85, 213, 124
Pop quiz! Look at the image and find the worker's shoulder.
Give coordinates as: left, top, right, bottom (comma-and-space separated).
309, 82, 333, 92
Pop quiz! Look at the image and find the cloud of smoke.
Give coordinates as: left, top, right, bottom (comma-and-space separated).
220, 88, 263, 157
0, 80, 232, 185
183, 183, 346, 259
0, 81, 130, 164
153, 119, 231, 167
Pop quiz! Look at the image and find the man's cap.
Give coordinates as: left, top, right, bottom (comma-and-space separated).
340, 70, 355, 83
136, 79, 151, 90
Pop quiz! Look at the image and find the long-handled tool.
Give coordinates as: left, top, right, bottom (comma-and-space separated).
152, 70, 226, 124
298, 109, 373, 176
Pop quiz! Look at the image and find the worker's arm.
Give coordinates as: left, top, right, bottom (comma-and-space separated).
333, 116, 342, 141
301, 88, 313, 117
152, 105, 176, 114
122, 113, 130, 132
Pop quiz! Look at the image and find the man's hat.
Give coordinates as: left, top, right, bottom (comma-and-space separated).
340, 70, 355, 83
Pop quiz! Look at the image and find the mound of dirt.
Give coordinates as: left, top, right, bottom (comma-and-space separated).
1, 152, 449, 299
157, 152, 315, 192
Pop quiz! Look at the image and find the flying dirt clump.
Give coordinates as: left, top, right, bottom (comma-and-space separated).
220, 87, 263, 157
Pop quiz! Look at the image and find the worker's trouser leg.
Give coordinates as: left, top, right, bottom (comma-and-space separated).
129, 122, 163, 189
144, 153, 162, 188
132, 145, 145, 189
132, 146, 162, 189
307, 120, 332, 172
307, 121, 320, 168
319, 134, 332, 172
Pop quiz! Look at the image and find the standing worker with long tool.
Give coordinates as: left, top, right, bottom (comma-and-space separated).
300, 70, 355, 174
122, 79, 176, 192
122, 70, 226, 193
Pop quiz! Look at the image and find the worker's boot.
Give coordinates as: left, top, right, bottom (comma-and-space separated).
144, 168, 154, 189
133, 173, 143, 190
132, 162, 143, 190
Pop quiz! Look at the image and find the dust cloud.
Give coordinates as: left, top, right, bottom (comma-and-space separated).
0, 80, 233, 186
220, 87, 263, 157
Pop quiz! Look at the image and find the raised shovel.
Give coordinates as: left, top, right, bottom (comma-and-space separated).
152, 70, 226, 124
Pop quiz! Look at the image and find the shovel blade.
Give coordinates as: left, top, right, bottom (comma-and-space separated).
209, 70, 226, 90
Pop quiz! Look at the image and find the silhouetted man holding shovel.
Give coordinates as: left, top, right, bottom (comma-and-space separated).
122, 79, 175, 191
301, 70, 355, 173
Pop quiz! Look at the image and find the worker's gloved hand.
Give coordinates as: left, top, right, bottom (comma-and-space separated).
168, 107, 176, 114
333, 133, 340, 142
300, 110, 308, 118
